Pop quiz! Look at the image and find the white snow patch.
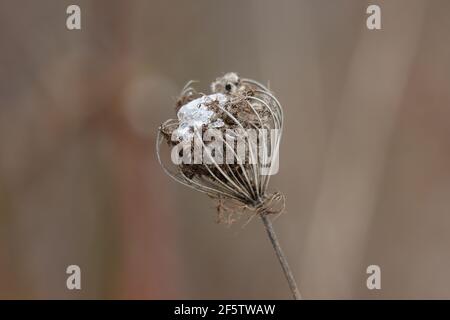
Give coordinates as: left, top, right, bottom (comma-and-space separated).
173, 93, 227, 141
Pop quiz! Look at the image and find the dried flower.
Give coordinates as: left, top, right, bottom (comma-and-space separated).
157, 73, 284, 215
156, 73, 301, 299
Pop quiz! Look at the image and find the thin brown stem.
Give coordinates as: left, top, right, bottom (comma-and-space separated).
260, 213, 302, 300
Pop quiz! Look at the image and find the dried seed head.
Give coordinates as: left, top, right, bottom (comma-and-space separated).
157, 73, 285, 223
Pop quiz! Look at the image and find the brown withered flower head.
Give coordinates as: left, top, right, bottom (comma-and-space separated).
156, 73, 302, 299
156, 72, 285, 224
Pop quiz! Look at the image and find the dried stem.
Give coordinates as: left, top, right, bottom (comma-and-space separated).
260, 213, 302, 300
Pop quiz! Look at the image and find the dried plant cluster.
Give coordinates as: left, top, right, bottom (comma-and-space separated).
156, 73, 284, 223
157, 73, 301, 299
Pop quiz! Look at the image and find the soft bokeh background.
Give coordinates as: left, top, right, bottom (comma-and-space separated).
1, 0, 449, 299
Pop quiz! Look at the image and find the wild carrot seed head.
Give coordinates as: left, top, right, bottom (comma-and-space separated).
157, 73, 285, 223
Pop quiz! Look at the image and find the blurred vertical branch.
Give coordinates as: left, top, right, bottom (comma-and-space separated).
87, 0, 181, 298
303, 0, 427, 297
0, 0, 182, 298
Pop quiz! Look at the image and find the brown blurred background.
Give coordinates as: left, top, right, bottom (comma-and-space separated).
0, 0, 449, 299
